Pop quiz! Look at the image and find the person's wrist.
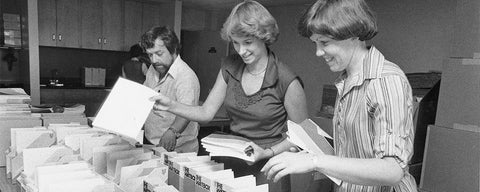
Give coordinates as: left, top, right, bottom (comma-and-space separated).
266, 147, 275, 158
310, 153, 320, 172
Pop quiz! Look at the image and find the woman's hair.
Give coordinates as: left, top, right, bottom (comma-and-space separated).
298, 0, 377, 41
220, 0, 279, 45
140, 26, 181, 55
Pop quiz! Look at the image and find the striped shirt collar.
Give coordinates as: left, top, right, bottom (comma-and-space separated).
335, 46, 385, 99
225, 48, 279, 89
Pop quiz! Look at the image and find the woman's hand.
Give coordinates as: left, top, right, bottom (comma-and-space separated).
245, 142, 273, 165
150, 93, 173, 112
261, 151, 319, 182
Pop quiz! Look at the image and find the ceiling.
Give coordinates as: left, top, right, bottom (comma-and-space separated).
151, 0, 314, 10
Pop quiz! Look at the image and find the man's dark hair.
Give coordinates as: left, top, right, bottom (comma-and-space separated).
140, 26, 181, 55
129, 43, 144, 58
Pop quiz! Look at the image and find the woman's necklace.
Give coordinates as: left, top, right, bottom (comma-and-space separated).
246, 66, 267, 76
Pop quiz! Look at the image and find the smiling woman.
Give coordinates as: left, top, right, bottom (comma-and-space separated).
149, 1, 308, 192
262, 0, 418, 192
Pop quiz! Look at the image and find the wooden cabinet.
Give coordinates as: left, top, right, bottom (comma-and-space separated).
80, 0, 123, 51
123, 0, 175, 51
124, 0, 143, 51
38, 0, 175, 51
38, 0, 80, 48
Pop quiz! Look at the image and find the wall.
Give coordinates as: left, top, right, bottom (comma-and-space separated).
369, 0, 455, 73
266, 0, 455, 115
181, 30, 227, 101
182, 0, 455, 117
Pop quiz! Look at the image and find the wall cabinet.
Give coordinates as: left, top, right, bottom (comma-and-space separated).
123, 0, 143, 51
39, 0, 174, 51
38, 0, 80, 48
123, 0, 175, 51
80, 0, 123, 51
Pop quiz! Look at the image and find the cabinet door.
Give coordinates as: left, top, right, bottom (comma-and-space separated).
142, 2, 162, 32
102, 0, 124, 51
38, 0, 57, 46
124, 0, 143, 51
80, 0, 102, 49
56, 0, 81, 48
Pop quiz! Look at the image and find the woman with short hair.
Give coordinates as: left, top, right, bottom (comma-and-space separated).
262, 0, 418, 191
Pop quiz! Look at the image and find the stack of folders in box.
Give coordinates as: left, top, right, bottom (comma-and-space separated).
159, 150, 268, 192
5, 121, 269, 192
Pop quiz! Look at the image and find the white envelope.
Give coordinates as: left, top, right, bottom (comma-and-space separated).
92, 144, 133, 174
80, 134, 125, 163
23, 146, 74, 178
105, 149, 145, 177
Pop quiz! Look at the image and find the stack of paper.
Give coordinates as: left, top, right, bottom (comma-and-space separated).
0, 88, 32, 117
0, 88, 31, 105
0, 103, 31, 116
201, 133, 254, 162
93, 77, 158, 144
287, 119, 340, 185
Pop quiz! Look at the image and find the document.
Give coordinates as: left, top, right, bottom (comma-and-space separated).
93, 77, 158, 144
201, 133, 254, 162
92, 144, 133, 174
22, 146, 74, 178
287, 119, 340, 185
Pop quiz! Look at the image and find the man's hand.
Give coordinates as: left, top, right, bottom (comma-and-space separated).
158, 129, 177, 151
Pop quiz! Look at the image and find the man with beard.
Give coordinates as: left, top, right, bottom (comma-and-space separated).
140, 26, 200, 153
